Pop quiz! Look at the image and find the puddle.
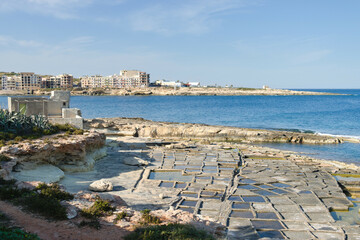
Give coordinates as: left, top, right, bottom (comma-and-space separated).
214, 177, 231, 182
149, 171, 193, 182
240, 179, 257, 184
331, 201, 360, 225
238, 185, 259, 190
256, 212, 279, 220
179, 192, 198, 198
203, 166, 217, 169
232, 202, 250, 209
181, 200, 198, 207
253, 190, 276, 196
258, 184, 273, 189
219, 167, 234, 171
159, 181, 174, 188
230, 210, 254, 218
202, 169, 218, 173
185, 169, 201, 173
175, 182, 187, 188
258, 230, 284, 239
271, 189, 289, 195
272, 183, 291, 188
243, 196, 266, 203
251, 220, 284, 230
229, 196, 243, 202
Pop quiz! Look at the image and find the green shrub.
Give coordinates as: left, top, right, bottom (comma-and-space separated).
140, 209, 161, 225
35, 183, 74, 201
0, 226, 40, 240
124, 223, 215, 240
81, 197, 115, 219
19, 193, 67, 220
0, 178, 68, 220
114, 211, 128, 223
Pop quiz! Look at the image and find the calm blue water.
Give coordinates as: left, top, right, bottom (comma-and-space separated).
1, 89, 359, 164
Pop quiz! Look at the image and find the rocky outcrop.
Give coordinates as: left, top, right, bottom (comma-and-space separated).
0, 131, 106, 181
85, 118, 345, 145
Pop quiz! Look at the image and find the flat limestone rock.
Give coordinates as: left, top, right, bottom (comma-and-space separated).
89, 179, 113, 192
122, 156, 149, 166
11, 164, 64, 183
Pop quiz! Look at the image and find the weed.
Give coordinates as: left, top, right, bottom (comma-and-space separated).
35, 183, 74, 201
124, 223, 215, 240
114, 211, 128, 223
19, 193, 68, 220
81, 197, 115, 219
0, 226, 40, 240
139, 209, 161, 225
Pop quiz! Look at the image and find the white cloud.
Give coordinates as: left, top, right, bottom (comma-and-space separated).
130, 0, 255, 35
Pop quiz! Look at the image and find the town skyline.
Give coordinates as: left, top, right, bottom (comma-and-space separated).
1, 1, 359, 88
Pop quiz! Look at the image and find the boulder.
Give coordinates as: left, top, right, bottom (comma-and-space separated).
89, 179, 113, 192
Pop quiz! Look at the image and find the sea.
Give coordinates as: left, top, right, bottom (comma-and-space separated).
1, 89, 359, 165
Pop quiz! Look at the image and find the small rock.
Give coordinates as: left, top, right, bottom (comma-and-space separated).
159, 193, 164, 199
89, 179, 113, 192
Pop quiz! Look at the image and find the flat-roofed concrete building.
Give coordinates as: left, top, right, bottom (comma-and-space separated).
8, 91, 84, 128
81, 70, 149, 89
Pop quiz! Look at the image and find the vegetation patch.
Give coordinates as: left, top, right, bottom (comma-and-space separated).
0, 226, 40, 240
124, 223, 215, 240
114, 211, 129, 223
0, 179, 68, 220
81, 197, 115, 219
35, 183, 74, 201
139, 209, 161, 225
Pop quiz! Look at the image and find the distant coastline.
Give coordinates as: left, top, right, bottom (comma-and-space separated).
0, 87, 344, 96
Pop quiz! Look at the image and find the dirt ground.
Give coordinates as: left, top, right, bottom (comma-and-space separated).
0, 201, 130, 240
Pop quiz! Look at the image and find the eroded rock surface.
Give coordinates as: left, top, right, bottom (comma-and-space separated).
85, 118, 347, 144
0, 131, 106, 181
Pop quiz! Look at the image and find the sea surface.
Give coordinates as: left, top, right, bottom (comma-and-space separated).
1, 89, 359, 165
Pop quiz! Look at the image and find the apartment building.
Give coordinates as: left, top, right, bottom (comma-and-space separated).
41, 74, 73, 89
2, 72, 41, 91
81, 70, 150, 88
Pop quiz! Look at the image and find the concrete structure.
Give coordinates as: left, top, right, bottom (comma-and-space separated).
81, 70, 150, 89
8, 91, 83, 128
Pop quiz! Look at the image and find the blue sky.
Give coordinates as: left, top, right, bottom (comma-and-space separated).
0, 0, 359, 88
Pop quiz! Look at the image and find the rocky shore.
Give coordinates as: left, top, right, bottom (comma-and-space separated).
1, 87, 342, 96
85, 117, 356, 144
1, 120, 360, 239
